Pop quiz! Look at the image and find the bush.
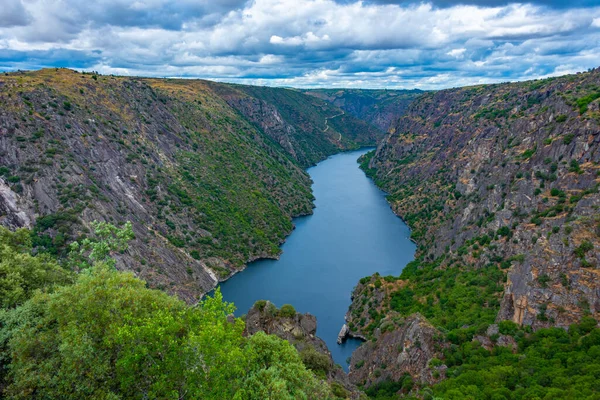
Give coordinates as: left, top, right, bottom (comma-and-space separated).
563, 133, 575, 145
569, 159, 582, 174
498, 320, 519, 336
537, 274, 551, 288
330, 382, 349, 399
300, 346, 331, 376
555, 114, 567, 122
253, 299, 267, 311
574, 241, 594, 258
497, 226, 511, 237
279, 304, 296, 318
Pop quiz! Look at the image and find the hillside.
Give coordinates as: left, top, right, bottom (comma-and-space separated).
347, 69, 600, 397
0, 68, 371, 301
303, 89, 423, 132
207, 83, 384, 167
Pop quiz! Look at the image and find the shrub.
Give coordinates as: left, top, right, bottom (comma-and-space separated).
574, 241, 594, 258
300, 346, 331, 376
279, 304, 296, 318
497, 226, 511, 237
568, 159, 582, 174
253, 299, 267, 311
563, 133, 575, 145
537, 274, 551, 288
498, 320, 519, 336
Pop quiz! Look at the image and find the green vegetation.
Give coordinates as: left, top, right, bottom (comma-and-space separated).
0, 223, 335, 399
0, 227, 73, 309
576, 91, 600, 114
353, 255, 600, 399
356, 69, 600, 399
208, 82, 382, 167
279, 304, 297, 318
386, 258, 504, 341
434, 318, 600, 399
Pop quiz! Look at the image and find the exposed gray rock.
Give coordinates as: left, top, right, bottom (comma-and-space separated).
349, 313, 447, 389
244, 301, 365, 399
337, 324, 350, 344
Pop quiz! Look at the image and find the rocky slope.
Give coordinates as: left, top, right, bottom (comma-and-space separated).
348, 68, 600, 392
344, 276, 446, 391
207, 83, 384, 167
303, 89, 423, 132
0, 68, 371, 302
244, 301, 366, 399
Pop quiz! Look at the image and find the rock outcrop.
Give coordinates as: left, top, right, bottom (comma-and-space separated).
337, 324, 350, 344
244, 301, 365, 399
349, 313, 446, 388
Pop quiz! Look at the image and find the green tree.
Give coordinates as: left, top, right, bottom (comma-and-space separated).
5, 266, 331, 399
0, 226, 72, 309
235, 332, 331, 400
1, 222, 332, 399
67, 220, 134, 270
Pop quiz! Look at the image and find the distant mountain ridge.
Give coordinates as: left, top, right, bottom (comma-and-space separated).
206, 82, 384, 167
302, 88, 423, 132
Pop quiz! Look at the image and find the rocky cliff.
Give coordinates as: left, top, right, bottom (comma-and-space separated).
303, 89, 423, 132
244, 301, 366, 399
345, 276, 446, 391
347, 68, 600, 393
0, 68, 370, 302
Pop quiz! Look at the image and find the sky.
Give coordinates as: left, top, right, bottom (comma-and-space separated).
1, 0, 600, 89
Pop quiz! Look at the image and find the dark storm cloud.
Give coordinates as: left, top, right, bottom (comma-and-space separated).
0, 0, 31, 27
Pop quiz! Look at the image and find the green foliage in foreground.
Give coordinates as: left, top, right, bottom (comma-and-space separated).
0, 224, 333, 399
0, 227, 73, 309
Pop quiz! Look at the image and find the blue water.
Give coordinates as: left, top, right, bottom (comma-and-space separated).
218, 148, 415, 370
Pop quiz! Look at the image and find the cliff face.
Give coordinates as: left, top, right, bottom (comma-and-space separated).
0, 69, 369, 302
369, 69, 600, 329
345, 277, 446, 389
346, 69, 600, 391
303, 89, 423, 132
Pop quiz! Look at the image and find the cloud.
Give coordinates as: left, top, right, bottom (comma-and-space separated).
357, 0, 600, 9
0, 0, 599, 88
0, 0, 31, 27
447, 48, 467, 58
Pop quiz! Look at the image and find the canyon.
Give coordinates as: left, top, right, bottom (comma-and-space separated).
2, 67, 600, 398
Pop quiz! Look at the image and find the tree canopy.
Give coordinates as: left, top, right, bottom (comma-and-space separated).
0, 222, 334, 399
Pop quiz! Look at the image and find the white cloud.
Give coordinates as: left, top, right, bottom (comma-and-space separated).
447, 48, 466, 58
0, 0, 599, 88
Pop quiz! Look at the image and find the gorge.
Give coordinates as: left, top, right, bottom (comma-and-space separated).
1, 67, 600, 399
218, 148, 415, 370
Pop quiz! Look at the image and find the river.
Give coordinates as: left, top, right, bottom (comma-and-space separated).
218, 148, 415, 370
